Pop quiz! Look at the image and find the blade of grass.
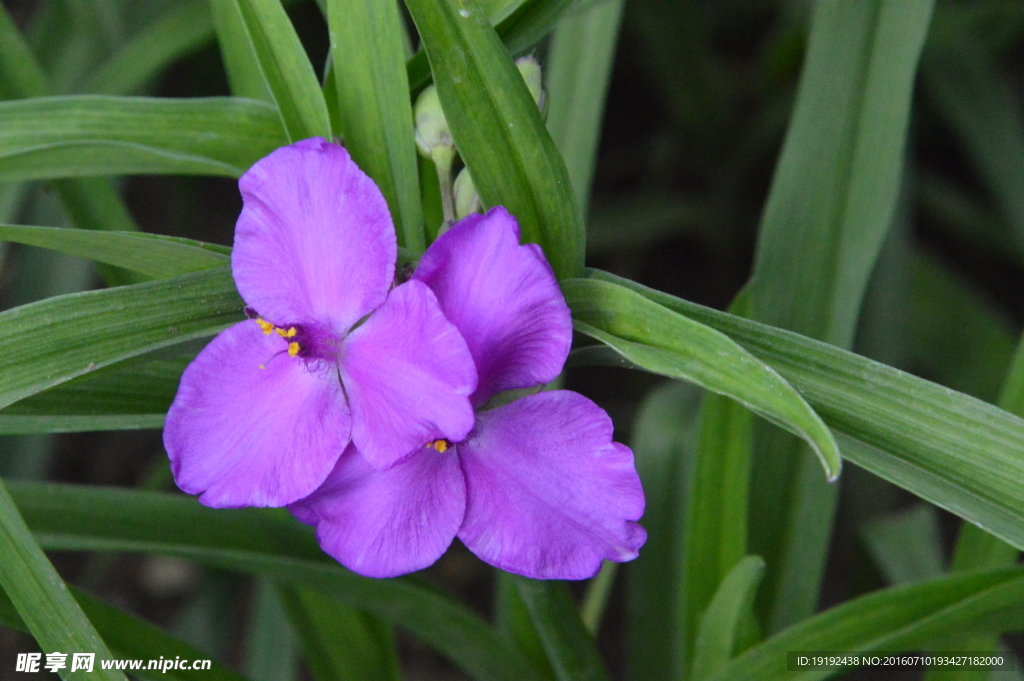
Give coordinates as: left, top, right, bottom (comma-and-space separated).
0, 224, 229, 278
0, 266, 243, 410
326, 0, 422, 252
0, 479, 125, 681
9, 482, 544, 681
690, 556, 765, 681
582, 268, 1024, 559
746, 0, 934, 631
404, 0, 585, 279
85, 1, 214, 96
277, 586, 400, 681
245, 581, 296, 681
210, 0, 274, 102
511, 577, 611, 681
564, 278, 841, 480
545, 0, 624, 213
0, 95, 287, 182
707, 568, 1024, 681
231, 0, 331, 141
625, 382, 702, 681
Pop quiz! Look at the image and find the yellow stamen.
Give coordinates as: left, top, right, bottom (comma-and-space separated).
288, 342, 301, 357
284, 327, 297, 338
427, 439, 449, 453
256, 318, 274, 335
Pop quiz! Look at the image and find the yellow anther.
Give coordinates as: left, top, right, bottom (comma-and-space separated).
284, 327, 297, 338
256, 318, 274, 335
288, 342, 300, 357
427, 439, 449, 453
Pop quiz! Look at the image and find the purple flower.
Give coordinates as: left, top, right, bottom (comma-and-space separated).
163, 139, 478, 508
290, 208, 647, 579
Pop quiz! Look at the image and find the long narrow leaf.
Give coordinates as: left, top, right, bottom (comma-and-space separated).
0, 266, 243, 410
511, 577, 610, 681
0, 479, 125, 681
326, 0, 422, 252
0, 95, 286, 181
9, 482, 544, 681
544, 0, 623, 213
231, 0, 331, 141
0, 224, 229, 278
85, 2, 215, 96
745, 0, 935, 631
563, 277, 841, 480
405, 0, 584, 279
707, 569, 1024, 681
583, 269, 1024, 556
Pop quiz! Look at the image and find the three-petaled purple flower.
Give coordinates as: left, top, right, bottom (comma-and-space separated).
164, 138, 477, 508
289, 204, 646, 579
165, 138, 646, 580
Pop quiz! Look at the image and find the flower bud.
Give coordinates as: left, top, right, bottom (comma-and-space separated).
516, 56, 545, 110
414, 85, 454, 161
454, 167, 482, 220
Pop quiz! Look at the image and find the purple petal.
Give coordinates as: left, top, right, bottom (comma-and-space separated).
341, 279, 477, 470
164, 320, 350, 508
413, 206, 572, 406
457, 391, 646, 580
289, 444, 466, 577
232, 138, 396, 335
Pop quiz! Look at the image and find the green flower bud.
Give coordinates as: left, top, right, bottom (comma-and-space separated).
454, 167, 482, 220
516, 56, 545, 110
413, 85, 454, 160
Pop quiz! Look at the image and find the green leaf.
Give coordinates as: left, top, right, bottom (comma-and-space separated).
0, 266, 243, 411
231, 0, 331, 141
0, 479, 125, 681
682, 389, 755, 669
404, 0, 584, 279
691, 556, 765, 681
85, 2, 215, 96
585, 268, 1024, 559
511, 577, 610, 681
625, 382, 702, 681
922, 33, 1024, 248
0, 5, 51, 99
326, 0, 423, 252
64, 588, 248, 681
10, 482, 544, 681
495, 572, 556, 681
745, 0, 935, 632
277, 586, 400, 681
706, 569, 1024, 681
0, 95, 286, 181
0, 224, 229, 278
563, 277, 842, 480
405, 0, 576, 94
544, 0, 623, 213
210, 0, 274, 102
861, 505, 945, 585
244, 580, 296, 681
677, 289, 757, 673
0, 339, 201, 434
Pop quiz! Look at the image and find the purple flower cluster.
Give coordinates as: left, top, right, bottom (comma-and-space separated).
164, 139, 646, 579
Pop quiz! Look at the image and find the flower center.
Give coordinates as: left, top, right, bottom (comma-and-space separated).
256, 318, 302, 356
425, 439, 451, 453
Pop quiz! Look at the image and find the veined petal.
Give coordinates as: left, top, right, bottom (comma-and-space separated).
341, 279, 477, 470
289, 444, 465, 578
457, 391, 646, 580
232, 138, 396, 334
164, 321, 350, 508
413, 207, 572, 406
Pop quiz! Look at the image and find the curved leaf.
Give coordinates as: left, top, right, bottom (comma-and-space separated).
563, 277, 841, 480
0, 96, 286, 181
